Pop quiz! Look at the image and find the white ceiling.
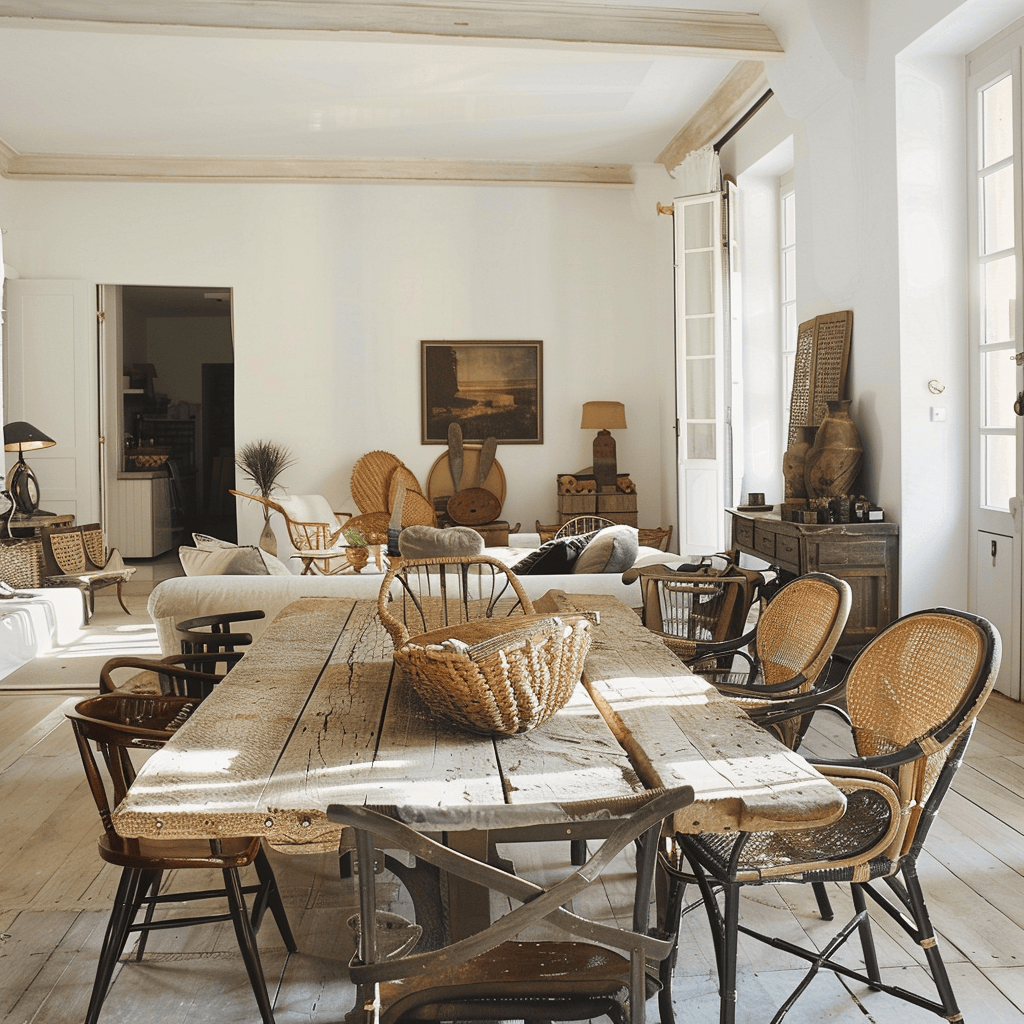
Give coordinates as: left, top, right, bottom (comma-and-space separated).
0, 1, 778, 183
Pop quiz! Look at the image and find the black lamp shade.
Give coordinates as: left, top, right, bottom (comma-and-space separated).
3, 421, 56, 453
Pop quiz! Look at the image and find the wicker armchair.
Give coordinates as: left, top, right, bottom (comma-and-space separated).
230, 490, 357, 574
682, 572, 851, 749
659, 607, 1000, 1024
377, 555, 535, 648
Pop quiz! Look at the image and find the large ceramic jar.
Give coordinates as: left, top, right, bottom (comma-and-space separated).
804, 400, 863, 498
782, 425, 817, 499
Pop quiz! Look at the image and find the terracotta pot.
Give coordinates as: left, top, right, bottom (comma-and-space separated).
804, 400, 863, 498
782, 425, 817, 499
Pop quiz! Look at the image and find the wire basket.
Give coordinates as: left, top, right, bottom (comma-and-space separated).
394, 613, 594, 736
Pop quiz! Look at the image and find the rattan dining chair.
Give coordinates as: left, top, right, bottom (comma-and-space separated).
554, 515, 614, 539
377, 555, 535, 648
67, 693, 296, 1024
659, 607, 1000, 1024
680, 572, 851, 750
328, 784, 695, 1024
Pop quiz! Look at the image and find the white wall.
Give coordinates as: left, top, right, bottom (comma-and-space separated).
0, 179, 676, 551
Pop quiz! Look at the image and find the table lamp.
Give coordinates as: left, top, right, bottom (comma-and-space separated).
4, 421, 55, 514
581, 401, 626, 491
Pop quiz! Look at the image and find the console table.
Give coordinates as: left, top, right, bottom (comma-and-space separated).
728, 508, 899, 658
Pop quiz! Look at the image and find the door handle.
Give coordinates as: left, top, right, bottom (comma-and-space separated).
992, 539, 998, 566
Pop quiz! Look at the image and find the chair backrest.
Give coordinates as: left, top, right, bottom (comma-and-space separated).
844, 608, 1000, 857
627, 563, 759, 646
377, 556, 535, 647
67, 693, 199, 836
79, 523, 108, 568
99, 656, 225, 700
753, 573, 852, 690
273, 493, 343, 550
40, 524, 88, 575
637, 525, 673, 552
555, 516, 613, 539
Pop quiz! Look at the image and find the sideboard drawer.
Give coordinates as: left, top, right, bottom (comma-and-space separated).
732, 517, 754, 550
753, 525, 776, 560
775, 534, 801, 572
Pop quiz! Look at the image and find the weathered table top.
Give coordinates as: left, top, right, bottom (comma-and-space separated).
112, 592, 845, 852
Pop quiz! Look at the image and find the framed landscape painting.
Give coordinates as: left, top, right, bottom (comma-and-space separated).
421, 340, 543, 444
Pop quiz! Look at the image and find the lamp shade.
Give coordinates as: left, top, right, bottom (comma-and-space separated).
3, 421, 55, 453
580, 401, 627, 431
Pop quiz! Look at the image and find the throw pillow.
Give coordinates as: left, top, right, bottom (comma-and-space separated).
191, 532, 292, 575
398, 525, 484, 559
179, 543, 270, 576
512, 532, 594, 575
572, 525, 640, 575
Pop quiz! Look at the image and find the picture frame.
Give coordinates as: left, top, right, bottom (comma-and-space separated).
421, 340, 543, 444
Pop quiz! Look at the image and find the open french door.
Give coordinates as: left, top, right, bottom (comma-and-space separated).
968, 48, 1022, 699
674, 189, 732, 556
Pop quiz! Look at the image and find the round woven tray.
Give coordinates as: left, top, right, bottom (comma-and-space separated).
395, 614, 593, 736
351, 451, 403, 514
387, 467, 436, 527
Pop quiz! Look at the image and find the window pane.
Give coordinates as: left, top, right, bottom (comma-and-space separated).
783, 248, 796, 302
783, 304, 797, 352
782, 192, 795, 247
983, 164, 1015, 254
683, 202, 712, 249
984, 349, 1017, 427
684, 251, 714, 314
687, 423, 715, 460
983, 75, 1013, 167
685, 316, 714, 357
983, 433, 1015, 509
686, 357, 715, 419
983, 254, 1017, 343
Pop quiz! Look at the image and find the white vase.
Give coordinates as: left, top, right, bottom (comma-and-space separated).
259, 516, 278, 556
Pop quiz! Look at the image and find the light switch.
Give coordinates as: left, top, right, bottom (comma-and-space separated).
930, 406, 947, 422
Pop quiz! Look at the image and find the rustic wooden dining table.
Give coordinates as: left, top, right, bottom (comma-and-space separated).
112, 590, 846, 947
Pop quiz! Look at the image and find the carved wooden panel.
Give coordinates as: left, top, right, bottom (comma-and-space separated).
787, 310, 853, 447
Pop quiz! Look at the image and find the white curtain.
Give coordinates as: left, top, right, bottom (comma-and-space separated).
671, 145, 722, 197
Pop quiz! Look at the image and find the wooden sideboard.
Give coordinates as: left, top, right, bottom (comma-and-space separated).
728, 509, 899, 659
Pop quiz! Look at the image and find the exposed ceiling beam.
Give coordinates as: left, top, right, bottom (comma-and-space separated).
0, 150, 635, 187
0, 1, 784, 58
657, 59, 769, 170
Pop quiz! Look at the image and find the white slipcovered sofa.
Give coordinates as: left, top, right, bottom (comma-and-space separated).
148, 533, 681, 655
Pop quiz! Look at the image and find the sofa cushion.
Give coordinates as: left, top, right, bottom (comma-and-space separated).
398, 525, 484, 559
192, 532, 292, 575
512, 533, 595, 575
572, 525, 639, 575
180, 543, 270, 577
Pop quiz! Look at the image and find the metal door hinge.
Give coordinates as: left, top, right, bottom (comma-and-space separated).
96, 310, 105, 322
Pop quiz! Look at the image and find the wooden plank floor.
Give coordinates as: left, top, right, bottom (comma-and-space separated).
3, 687, 1024, 1022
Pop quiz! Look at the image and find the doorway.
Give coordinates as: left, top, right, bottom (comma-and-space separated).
101, 285, 237, 554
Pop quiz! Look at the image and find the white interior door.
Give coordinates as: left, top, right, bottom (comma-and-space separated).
4, 279, 100, 525
968, 52, 1022, 699
675, 190, 729, 555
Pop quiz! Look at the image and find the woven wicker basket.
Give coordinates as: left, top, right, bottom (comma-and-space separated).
395, 614, 593, 736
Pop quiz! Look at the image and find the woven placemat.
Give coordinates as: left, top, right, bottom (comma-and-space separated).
351, 451, 403, 514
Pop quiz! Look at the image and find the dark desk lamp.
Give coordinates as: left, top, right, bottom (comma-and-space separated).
4, 421, 55, 514
581, 401, 626, 491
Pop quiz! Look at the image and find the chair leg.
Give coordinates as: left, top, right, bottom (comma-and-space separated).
851, 882, 881, 988
86, 867, 153, 1024
253, 845, 298, 952
898, 864, 962, 1019
134, 869, 164, 961
222, 864, 278, 1024
719, 882, 741, 1024
116, 580, 131, 615
812, 880, 834, 921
